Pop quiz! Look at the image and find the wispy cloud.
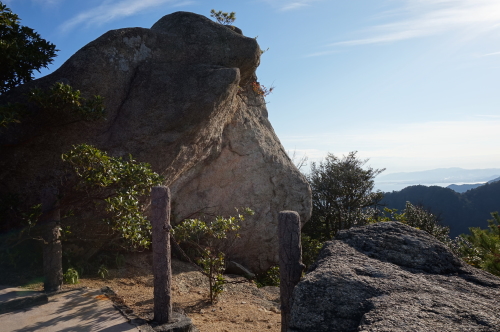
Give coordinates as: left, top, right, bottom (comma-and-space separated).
281, 2, 309, 11
484, 51, 500, 56
260, 0, 322, 12
474, 114, 500, 118
333, 0, 500, 47
171, 1, 195, 7
280, 119, 500, 173
304, 50, 339, 58
59, 0, 185, 33
33, 0, 64, 5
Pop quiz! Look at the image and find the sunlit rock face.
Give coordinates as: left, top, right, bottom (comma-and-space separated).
0, 12, 311, 273
288, 222, 500, 332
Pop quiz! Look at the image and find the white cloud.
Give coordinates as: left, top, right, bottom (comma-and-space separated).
59, 0, 182, 33
333, 0, 500, 47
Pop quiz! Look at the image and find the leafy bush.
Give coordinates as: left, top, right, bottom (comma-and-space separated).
456, 212, 500, 276
62, 144, 164, 249
370, 202, 451, 244
255, 265, 280, 287
29, 82, 105, 121
301, 234, 323, 269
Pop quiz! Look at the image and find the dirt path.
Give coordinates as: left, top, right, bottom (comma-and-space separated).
64, 253, 282, 332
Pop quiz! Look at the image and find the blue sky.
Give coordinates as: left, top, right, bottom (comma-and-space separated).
4, 0, 500, 175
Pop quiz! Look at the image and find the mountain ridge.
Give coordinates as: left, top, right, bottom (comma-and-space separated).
380, 180, 500, 237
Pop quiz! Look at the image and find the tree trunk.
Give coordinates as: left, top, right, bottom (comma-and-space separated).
151, 186, 173, 324
279, 211, 305, 332
41, 188, 62, 293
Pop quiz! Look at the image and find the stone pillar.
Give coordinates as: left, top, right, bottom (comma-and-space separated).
151, 186, 172, 324
279, 211, 305, 332
41, 187, 62, 293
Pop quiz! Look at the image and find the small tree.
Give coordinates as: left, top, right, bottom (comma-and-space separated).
173, 208, 254, 303
303, 151, 385, 242
210, 9, 236, 25
0, 2, 57, 94
456, 212, 500, 276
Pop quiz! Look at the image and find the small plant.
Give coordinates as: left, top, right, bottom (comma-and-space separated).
98, 264, 108, 279
255, 265, 280, 287
63, 267, 79, 284
210, 9, 236, 25
0, 102, 26, 127
251, 81, 274, 97
173, 208, 254, 303
237, 81, 275, 98
115, 253, 125, 268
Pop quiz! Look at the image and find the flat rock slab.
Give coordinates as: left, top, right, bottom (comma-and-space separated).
288, 222, 500, 332
0, 287, 139, 332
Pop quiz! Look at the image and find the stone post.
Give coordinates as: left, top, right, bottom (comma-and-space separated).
279, 211, 305, 332
41, 187, 62, 293
151, 186, 173, 324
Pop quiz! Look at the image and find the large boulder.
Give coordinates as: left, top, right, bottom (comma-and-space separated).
288, 222, 500, 331
0, 12, 311, 272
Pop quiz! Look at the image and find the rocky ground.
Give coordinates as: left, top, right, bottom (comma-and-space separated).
19, 253, 282, 332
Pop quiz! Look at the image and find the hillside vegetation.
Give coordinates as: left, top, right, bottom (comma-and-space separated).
381, 181, 500, 237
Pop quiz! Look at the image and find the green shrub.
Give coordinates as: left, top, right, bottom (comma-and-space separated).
255, 265, 280, 287
456, 212, 500, 276
369, 202, 451, 244
301, 234, 323, 269
62, 144, 164, 249
63, 267, 79, 284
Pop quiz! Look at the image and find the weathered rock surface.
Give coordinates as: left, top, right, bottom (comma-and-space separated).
0, 12, 311, 272
288, 222, 500, 332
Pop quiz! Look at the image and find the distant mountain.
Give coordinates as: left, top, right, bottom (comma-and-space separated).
380, 180, 500, 237
377, 167, 500, 184
375, 168, 500, 192
447, 176, 500, 193
490, 176, 500, 184
447, 183, 484, 193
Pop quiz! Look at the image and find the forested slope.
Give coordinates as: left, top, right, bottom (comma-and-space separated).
381, 181, 500, 237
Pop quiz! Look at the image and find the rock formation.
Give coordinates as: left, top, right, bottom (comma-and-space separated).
0, 12, 311, 272
288, 222, 500, 331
